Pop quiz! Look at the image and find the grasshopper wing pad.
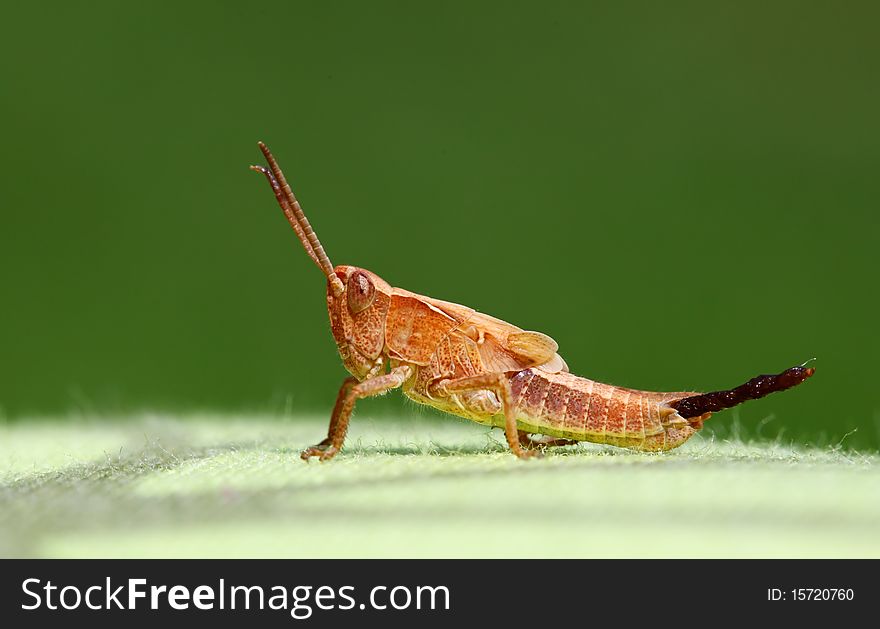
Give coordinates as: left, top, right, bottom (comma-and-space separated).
464, 312, 569, 374
507, 331, 558, 364
497, 330, 568, 374
535, 352, 568, 374
416, 294, 569, 374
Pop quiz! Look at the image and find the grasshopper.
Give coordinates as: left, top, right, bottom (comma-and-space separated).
251, 142, 814, 460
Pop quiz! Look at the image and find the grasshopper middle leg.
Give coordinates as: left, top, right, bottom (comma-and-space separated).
432, 372, 537, 459
301, 365, 413, 462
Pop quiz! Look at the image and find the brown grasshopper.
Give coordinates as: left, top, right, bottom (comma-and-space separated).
251, 142, 814, 461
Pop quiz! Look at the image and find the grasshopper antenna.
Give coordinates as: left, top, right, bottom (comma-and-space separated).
251, 141, 345, 296
250, 165, 323, 272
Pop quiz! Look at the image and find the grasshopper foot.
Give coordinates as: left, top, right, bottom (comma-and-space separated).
506, 430, 544, 459
300, 441, 340, 462
318, 445, 340, 461
513, 447, 542, 460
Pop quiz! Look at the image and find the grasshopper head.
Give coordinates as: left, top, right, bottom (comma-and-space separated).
251, 142, 391, 380
326, 265, 393, 380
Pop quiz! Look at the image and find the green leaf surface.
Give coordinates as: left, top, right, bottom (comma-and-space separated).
1, 416, 877, 558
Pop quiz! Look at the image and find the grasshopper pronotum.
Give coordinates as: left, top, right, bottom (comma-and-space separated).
251, 142, 814, 461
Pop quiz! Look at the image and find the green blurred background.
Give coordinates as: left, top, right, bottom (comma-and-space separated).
0, 1, 877, 448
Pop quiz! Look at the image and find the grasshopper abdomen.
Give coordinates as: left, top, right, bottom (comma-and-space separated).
507, 369, 698, 451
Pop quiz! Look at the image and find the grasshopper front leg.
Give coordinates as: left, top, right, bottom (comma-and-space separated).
302, 376, 358, 453
301, 365, 414, 462
432, 372, 537, 459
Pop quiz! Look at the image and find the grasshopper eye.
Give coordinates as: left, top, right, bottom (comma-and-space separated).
347, 271, 376, 314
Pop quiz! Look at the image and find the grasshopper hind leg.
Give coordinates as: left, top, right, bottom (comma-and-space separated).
518, 431, 579, 450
